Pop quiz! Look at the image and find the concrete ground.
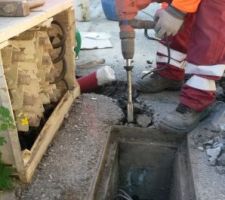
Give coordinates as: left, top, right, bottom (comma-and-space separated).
2, 0, 225, 200
75, 0, 177, 124
13, 1, 179, 199
16, 94, 124, 200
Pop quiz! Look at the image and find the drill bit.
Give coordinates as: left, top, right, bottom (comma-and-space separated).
125, 59, 134, 123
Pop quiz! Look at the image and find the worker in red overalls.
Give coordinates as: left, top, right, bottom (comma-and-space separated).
137, 0, 225, 134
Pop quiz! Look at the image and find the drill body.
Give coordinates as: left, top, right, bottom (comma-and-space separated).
115, 0, 153, 122
115, 0, 152, 59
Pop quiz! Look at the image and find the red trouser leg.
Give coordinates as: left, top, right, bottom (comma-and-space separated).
156, 14, 195, 81
181, 0, 225, 111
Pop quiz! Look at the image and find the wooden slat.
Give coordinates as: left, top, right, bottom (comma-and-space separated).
0, 0, 79, 182
24, 86, 80, 182
0, 0, 73, 44
54, 7, 76, 90
0, 50, 26, 180
0, 41, 9, 50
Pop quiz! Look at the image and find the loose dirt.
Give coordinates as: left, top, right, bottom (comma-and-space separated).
17, 94, 124, 200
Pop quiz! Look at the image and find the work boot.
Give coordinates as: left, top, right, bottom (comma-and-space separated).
159, 104, 213, 134
136, 72, 182, 93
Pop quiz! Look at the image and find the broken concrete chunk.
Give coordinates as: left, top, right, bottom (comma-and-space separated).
136, 114, 152, 128
126, 123, 136, 128
206, 146, 222, 166
208, 158, 217, 166
213, 142, 225, 149
217, 153, 225, 166
204, 102, 225, 132
215, 166, 225, 175
204, 139, 214, 146
133, 103, 143, 114
206, 146, 222, 158
197, 146, 204, 152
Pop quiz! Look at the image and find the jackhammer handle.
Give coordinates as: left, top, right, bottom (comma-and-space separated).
128, 19, 155, 29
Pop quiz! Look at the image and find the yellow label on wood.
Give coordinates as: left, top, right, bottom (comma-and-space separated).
21, 117, 29, 126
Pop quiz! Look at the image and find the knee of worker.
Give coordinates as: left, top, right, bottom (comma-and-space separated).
181, 62, 225, 111
180, 75, 216, 112
155, 42, 186, 81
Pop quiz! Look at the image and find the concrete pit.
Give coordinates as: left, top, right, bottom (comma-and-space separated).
90, 126, 195, 200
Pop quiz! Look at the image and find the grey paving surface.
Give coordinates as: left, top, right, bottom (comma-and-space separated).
189, 148, 225, 200
188, 130, 225, 200
75, 2, 225, 200
75, 0, 179, 126
17, 94, 124, 200
2, 1, 224, 200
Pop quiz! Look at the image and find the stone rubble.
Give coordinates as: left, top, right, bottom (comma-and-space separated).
217, 153, 225, 166
215, 166, 225, 175
199, 136, 225, 172
205, 102, 225, 133
136, 114, 152, 128
206, 146, 222, 166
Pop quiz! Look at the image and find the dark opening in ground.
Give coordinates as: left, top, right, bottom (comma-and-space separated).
91, 126, 195, 200
116, 142, 177, 200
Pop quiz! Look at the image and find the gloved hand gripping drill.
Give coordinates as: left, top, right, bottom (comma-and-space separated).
115, 0, 154, 122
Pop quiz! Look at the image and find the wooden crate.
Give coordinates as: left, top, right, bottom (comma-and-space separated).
0, 0, 80, 182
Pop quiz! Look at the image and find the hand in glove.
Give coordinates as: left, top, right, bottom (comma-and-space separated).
154, 5, 186, 39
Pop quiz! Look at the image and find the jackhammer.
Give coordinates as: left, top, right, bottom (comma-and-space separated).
115, 0, 155, 122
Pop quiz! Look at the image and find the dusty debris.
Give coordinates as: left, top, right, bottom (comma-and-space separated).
97, 81, 153, 125
191, 102, 225, 146
197, 146, 204, 152
136, 114, 152, 128
202, 136, 225, 167
133, 102, 143, 113
190, 117, 225, 170
204, 102, 225, 133
199, 135, 225, 168
192, 129, 225, 171
204, 139, 214, 146
17, 94, 124, 200
215, 166, 225, 175
206, 147, 222, 166
218, 153, 225, 166
0, 191, 17, 200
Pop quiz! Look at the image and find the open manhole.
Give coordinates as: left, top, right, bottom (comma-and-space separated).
89, 126, 196, 200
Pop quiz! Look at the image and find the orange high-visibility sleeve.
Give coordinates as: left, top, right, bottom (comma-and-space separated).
172, 0, 202, 13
